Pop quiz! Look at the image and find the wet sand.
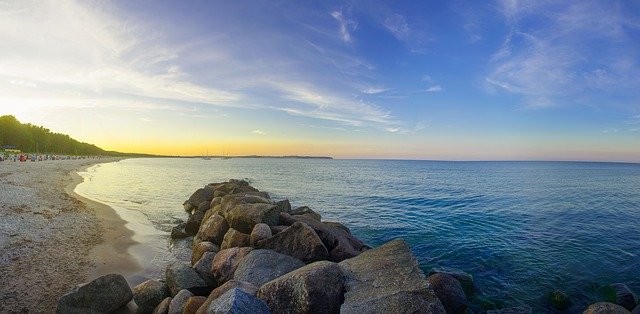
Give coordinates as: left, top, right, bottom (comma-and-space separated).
0, 158, 140, 313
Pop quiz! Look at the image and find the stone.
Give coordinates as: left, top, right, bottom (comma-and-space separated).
183, 296, 207, 314
132, 279, 170, 314
223, 203, 281, 233
168, 289, 193, 314
339, 239, 445, 313
610, 283, 638, 311
220, 194, 273, 215
249, 223, 271, 247
633, 305, 640, 314
584, 302, 631, 314
220, 228, 250, 250
429, 267, 475, 298
233, 249, 305, 287
196, 280, 258, 314
211, 247, 254, 285
171, 222, 188, 239
56, 274, 133, 314
257, 260, 344, 313
257, 222, 329, 263
270, 225, 289, 234
194, 251, 217, 286
278, 212, 295, 225
192, 241, 220, 266
427, 273, 468, 314
197, 213, 229, 245
487, 306, 533, 314
205, 288, 270, 314
185, 187, 215, 212
186, 201, 211, 235
152, 297, 171, 314
165, 262, 209, 296
213, 190, 227, 198
548, 290, 572, 310
290, 206, 321, 221
274, 199, 291, 213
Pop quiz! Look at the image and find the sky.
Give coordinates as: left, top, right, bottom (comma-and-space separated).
0, 0, 639, 161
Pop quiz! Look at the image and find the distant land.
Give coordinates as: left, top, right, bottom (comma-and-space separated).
182, 155, 333, 159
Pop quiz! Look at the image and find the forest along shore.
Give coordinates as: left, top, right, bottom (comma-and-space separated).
0, 158, 139, 313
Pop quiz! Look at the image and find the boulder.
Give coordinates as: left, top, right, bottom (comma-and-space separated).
233, 249, 305, 287
194, 251, 217, 286
186, 201, 211, 235
56, 274, 133, 314
633, 305, 640, 314
223, 203, 281, 233
429, 267, 475, 298
192, 241, 220, 266
211, 196, 223, 208
584, 302, 631, 314
171, 222, 188, 239
290, 206, 321, 221
152, 297, 171, 314
132, 279, 170, 314
274, 199, 291, 213
183, 296, 207, 314
339, 239, 445, 313
165, 262, 209, 296
249, 223, 272, 247
211, 247, 254, 285
257, 222, 329, 263
196, 280, 258, 314
257, 260, 344, 313
270, 225, 289, 234
548, 290, 572, 311
196, 213, 229, 245
220, 228, 250, 250
487, 306, 532, 314
168, 289, 193, 314
184, 187, 215, 212
427, 273, 468, 314
610, 283, 638, 311
278, 212, 295, 225
220, 194, 273, 215
205, 288, 270, 314
213, 190, 227, 198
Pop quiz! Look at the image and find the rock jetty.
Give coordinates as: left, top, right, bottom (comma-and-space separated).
56, 180, 640, 313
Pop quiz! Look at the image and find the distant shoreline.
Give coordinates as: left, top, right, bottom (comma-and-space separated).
177, 155, 334, 160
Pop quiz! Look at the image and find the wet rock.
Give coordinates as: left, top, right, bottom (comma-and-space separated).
548, 290, 572, 311
197, 213, 229, 246
168, 289, 193, 314
183, 296, 207, 314
610, 283, 638, 311
56, 274, 133, 314
339, 239, 445, 313
196, 280, 258, 314
205, 288, 270, 314
223, 203, 281, 233
132, 279, 170, 314
192, 241, 220, 266
186, 201, 211, 235
194, 251, 217, 286
429, 267, 475, 298
274, 199, 291, 213
249, 223, 271, 247
152, 297, 171, 314
427, 273, 468, 314
487, 306, 532, 314
210, 247, 253, 285
220, 228, 250, 250
257, 221, 329, 263
171, 222, 188, 239
184, 187, 215, 212
584, 302, 631, 314
165, 262, 209, 296
233, 249, 305, 287
257, 260, 344, 314
290, 206, 321, 221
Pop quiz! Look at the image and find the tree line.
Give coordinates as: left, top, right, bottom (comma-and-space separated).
0, 115, 146, 156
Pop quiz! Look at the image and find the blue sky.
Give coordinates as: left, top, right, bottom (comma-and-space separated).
0, 0, 639, 161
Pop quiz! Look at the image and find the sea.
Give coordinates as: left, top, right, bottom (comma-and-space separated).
74, 158, 640, 311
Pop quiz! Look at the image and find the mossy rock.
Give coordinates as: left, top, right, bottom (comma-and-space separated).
548, 290, 573, 310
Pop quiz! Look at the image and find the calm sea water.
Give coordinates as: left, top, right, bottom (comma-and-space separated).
76, 158, 640, 310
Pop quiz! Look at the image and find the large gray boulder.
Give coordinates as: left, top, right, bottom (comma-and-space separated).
290, 206, 321, 221
165, 262, 209, 296
249, 223, 272, 247
196, 280, 258, 314
610, 283, 638, 311
197, 213, 229, 246
192, 241, 220, 266
223, 203, 282, 233
339, 239, 445, 313
257, 260, 344, 313
168, 289, 193, 314
233, 249, 305, 287
56, 274, 133, 314
211, 247, 254, 285
584, 302, 631, 314
220, 228, 250, 250
132, 279, 170, 314
194, 251, 217, 286
220, 194, 273, 215
427, 273, 468, 314
257, 222, 329, 263
184, 187, 215, 212
205, 288, 270, 314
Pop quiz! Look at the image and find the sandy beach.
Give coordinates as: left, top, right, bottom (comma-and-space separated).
0, 158, 139, 313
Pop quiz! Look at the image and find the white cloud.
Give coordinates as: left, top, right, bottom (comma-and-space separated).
362, 87, 389, 94
330, 10, 357, 43
383, 14, 410, 40
252, 129, 267, 135
426, 85, 443, 93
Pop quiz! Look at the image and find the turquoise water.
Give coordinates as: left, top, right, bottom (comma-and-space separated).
76, 158, 640, 311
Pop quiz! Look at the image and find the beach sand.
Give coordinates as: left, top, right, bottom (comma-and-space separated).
0, 158, 140, 313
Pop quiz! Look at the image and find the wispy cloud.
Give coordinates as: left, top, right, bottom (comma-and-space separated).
252, 129, 267, 135
362, 87, 389, 95
426, 85, 443, 93
383, 14, 410, 40
330, 10, 357, 43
